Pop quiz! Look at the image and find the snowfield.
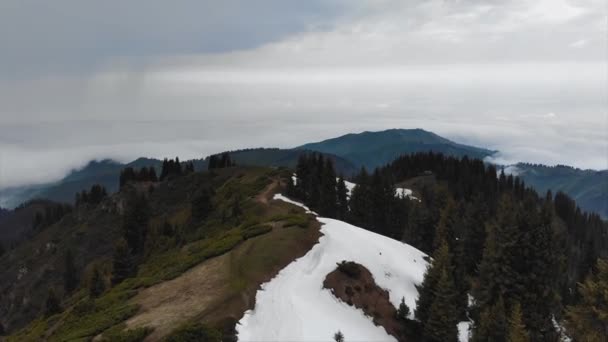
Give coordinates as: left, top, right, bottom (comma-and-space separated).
237, 194, 428, 342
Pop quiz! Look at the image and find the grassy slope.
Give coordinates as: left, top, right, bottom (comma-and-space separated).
5, 166, 321, 341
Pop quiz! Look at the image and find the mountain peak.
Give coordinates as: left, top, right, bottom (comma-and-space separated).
297, 128, 493, 170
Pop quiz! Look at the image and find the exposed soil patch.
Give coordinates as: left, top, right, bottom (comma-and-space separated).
126, 184, 321, 341
323, 261, 407, 341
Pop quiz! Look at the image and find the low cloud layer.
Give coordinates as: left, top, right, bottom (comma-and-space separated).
0, 0, 605, 189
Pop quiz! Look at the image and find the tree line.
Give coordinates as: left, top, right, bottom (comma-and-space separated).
288, 151, 607, 341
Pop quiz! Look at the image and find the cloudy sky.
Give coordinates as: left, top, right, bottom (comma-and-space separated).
0, 0, 606, 189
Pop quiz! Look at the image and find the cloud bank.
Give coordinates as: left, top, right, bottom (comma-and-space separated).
0, 0, 605, 189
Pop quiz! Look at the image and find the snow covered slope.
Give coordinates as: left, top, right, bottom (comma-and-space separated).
237, 194, 428, 342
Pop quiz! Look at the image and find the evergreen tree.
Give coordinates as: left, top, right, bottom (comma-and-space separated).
565, 259, 608, 342
333, 330, 344, 342
348, 168, 372, 228
472, 296, 507, 342
123, 194, 149, 255
192, 188, 213, 222
63, 249, 78, 293
45, 288, 61, 316
319, 159, 337, 217
416, 240, 452, 325
507, 302, 529, 342
89, 266, 105, 298
336, 176, 349, 220
112, 238, 136, 285
424, 269, 459, 342
475, 195, 522, 310
396, 297, 410, 321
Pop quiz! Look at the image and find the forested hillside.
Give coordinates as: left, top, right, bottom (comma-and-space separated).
1, 151, 605, 342
287, 152, 607, 341
0, 160, 323, 341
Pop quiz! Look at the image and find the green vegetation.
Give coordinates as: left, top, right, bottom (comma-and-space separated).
164, 323, 222, 342
5, 166, 318, 341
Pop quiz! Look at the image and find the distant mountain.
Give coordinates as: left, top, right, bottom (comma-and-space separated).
0, 159, 158, 209
0, 149, 356, 209
297, 128, 495, 170
511, 163, 608, 219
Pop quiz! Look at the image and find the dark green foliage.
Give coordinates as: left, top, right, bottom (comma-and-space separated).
192, 188, 213, 222
565, 259, 608, 342
123, 195, 150, 255
32, 202, 72, 230
89, 267, 106, 298
63, 249, 79, 293
336, 261, 361, 279
424, 270, 459, 342
119, 167, 158, 188
416, 241, 452, 326
336, 176, 348, 220
76, 184, 108, 205
475, 194, 561, 339
293, 153, 337, 215
333, 330, 345, 342
242, 224, 272, 240
160, 157, 183, 181
507, 302, 529, 342
44, 288, 61, 316
472, 296, 507, 342
112, 238, 136, 285
396, 297, 410, 321
208, 152, 235, 170
100, 326, 152, 342
165, 323, 222, 342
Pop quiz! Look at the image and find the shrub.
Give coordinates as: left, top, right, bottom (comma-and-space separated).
165, 323, 222, 342
337, 261, 361, 279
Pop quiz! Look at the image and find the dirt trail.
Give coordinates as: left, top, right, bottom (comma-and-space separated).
255, 178, 281, 204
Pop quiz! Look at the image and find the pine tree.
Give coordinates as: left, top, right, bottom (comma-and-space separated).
472, 296, 507, 342
416, 240, 452, 326
475, 195, 522, 310
192, 188, 213, 222
63, 249, 78, 293
348, 168, 372, 228
396, 297, 410, 321
319, 159, 337, 217
123, 194, 149, 255
507, 302, 529, 342
333, 330, 344, 342
424, 269, 459, 342
89, 266, 105, 298
336, 176, 349, 220
45, 288, 61, 316
112, 238, 135, 285
565, 259, 608, 342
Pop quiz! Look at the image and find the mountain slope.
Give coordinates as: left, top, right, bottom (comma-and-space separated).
2, 167, 321, 340
237, 194, 428, 342
511, 163, 608, 218
0, 150, 356, 210
297, 128, 495, 170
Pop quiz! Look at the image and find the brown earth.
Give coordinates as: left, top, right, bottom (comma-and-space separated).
125, 180, 321, 341
323, 261, 407, 342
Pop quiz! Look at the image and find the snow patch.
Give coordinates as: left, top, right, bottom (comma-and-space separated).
458, 321, 471, 342
273, 193, 317, 215
238, 196, 428, 342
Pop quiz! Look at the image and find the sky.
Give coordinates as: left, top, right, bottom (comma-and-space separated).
0, 0, 606, 189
